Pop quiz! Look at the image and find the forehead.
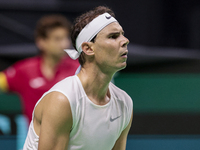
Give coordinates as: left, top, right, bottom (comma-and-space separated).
97, 22, 123, 36
46, 27, 68, 37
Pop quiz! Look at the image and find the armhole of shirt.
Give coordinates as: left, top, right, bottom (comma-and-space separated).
110, 83, 133, 131
52, 89, 76, 130
33, 89, 76, 130
123, 96, 133, 131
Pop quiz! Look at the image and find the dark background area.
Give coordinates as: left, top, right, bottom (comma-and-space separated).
1, 0, 200, 48
1, 0, 200, 72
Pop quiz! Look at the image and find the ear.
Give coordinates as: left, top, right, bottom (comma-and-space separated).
81, 42, 94, 56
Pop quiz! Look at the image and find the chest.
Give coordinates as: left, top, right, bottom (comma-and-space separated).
69, 99, 124, 149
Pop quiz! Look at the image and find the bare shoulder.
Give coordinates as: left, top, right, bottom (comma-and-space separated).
43, 91, 72, 120
34, 91, 72, 133
35, 91, 72, 149
43, 91, 70, 107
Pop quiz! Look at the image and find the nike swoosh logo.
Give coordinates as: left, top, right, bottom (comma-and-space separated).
110, 116, 121, 122
105, 15, 112, 19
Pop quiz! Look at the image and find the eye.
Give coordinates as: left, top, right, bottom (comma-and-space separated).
109, 34, 119, 39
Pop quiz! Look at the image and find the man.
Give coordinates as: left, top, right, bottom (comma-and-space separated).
0, 15, 79, 123
23, 6, 133, 150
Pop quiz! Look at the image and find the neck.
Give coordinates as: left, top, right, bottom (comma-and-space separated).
41, 54, 63, 80
77, 64, 115, 105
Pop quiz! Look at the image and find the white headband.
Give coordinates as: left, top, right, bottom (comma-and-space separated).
64, 13, 117, 60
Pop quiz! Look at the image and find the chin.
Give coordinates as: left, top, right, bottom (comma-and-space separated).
116, 63, 127, 72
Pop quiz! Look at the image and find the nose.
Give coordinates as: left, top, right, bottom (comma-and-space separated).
122, 35, 129, 47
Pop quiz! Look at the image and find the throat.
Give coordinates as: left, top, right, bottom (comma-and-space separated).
41, 67, 55, 80
88, 92, 111, 106
84, 80, 111, 106
40, 59, 57, 80
77, 67, 113, 106
40, 54, 63, 80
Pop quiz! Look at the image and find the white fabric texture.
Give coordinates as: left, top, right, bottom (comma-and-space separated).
75, 65, 81, 75
23, 75, 133, 150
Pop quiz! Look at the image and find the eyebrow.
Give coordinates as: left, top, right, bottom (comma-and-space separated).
108, 31, 124, 36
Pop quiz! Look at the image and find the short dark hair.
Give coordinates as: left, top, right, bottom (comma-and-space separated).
35, 14, 72, 40
71, 6, 115, 66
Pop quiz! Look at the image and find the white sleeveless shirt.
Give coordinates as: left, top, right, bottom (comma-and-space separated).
23, 75, 133, 150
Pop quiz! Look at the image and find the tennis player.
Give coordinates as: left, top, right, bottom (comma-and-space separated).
23, 6, 133, 150
0, 15, 79, 123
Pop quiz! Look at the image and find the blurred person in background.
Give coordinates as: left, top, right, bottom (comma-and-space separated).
0, 14, 79, 124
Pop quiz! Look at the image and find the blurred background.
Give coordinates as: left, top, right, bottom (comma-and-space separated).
1, 0, 200, 149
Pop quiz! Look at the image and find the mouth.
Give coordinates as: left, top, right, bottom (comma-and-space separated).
121, 50, 128, 57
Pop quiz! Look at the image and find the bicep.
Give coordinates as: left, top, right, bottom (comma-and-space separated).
0, 72, 9, 92
112, 111, 133, 150
38, 92, 72, 150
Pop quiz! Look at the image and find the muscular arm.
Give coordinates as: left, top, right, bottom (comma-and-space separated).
37, 91, 72, 150
112, 111, 133, 150
0, 72, 9, 92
